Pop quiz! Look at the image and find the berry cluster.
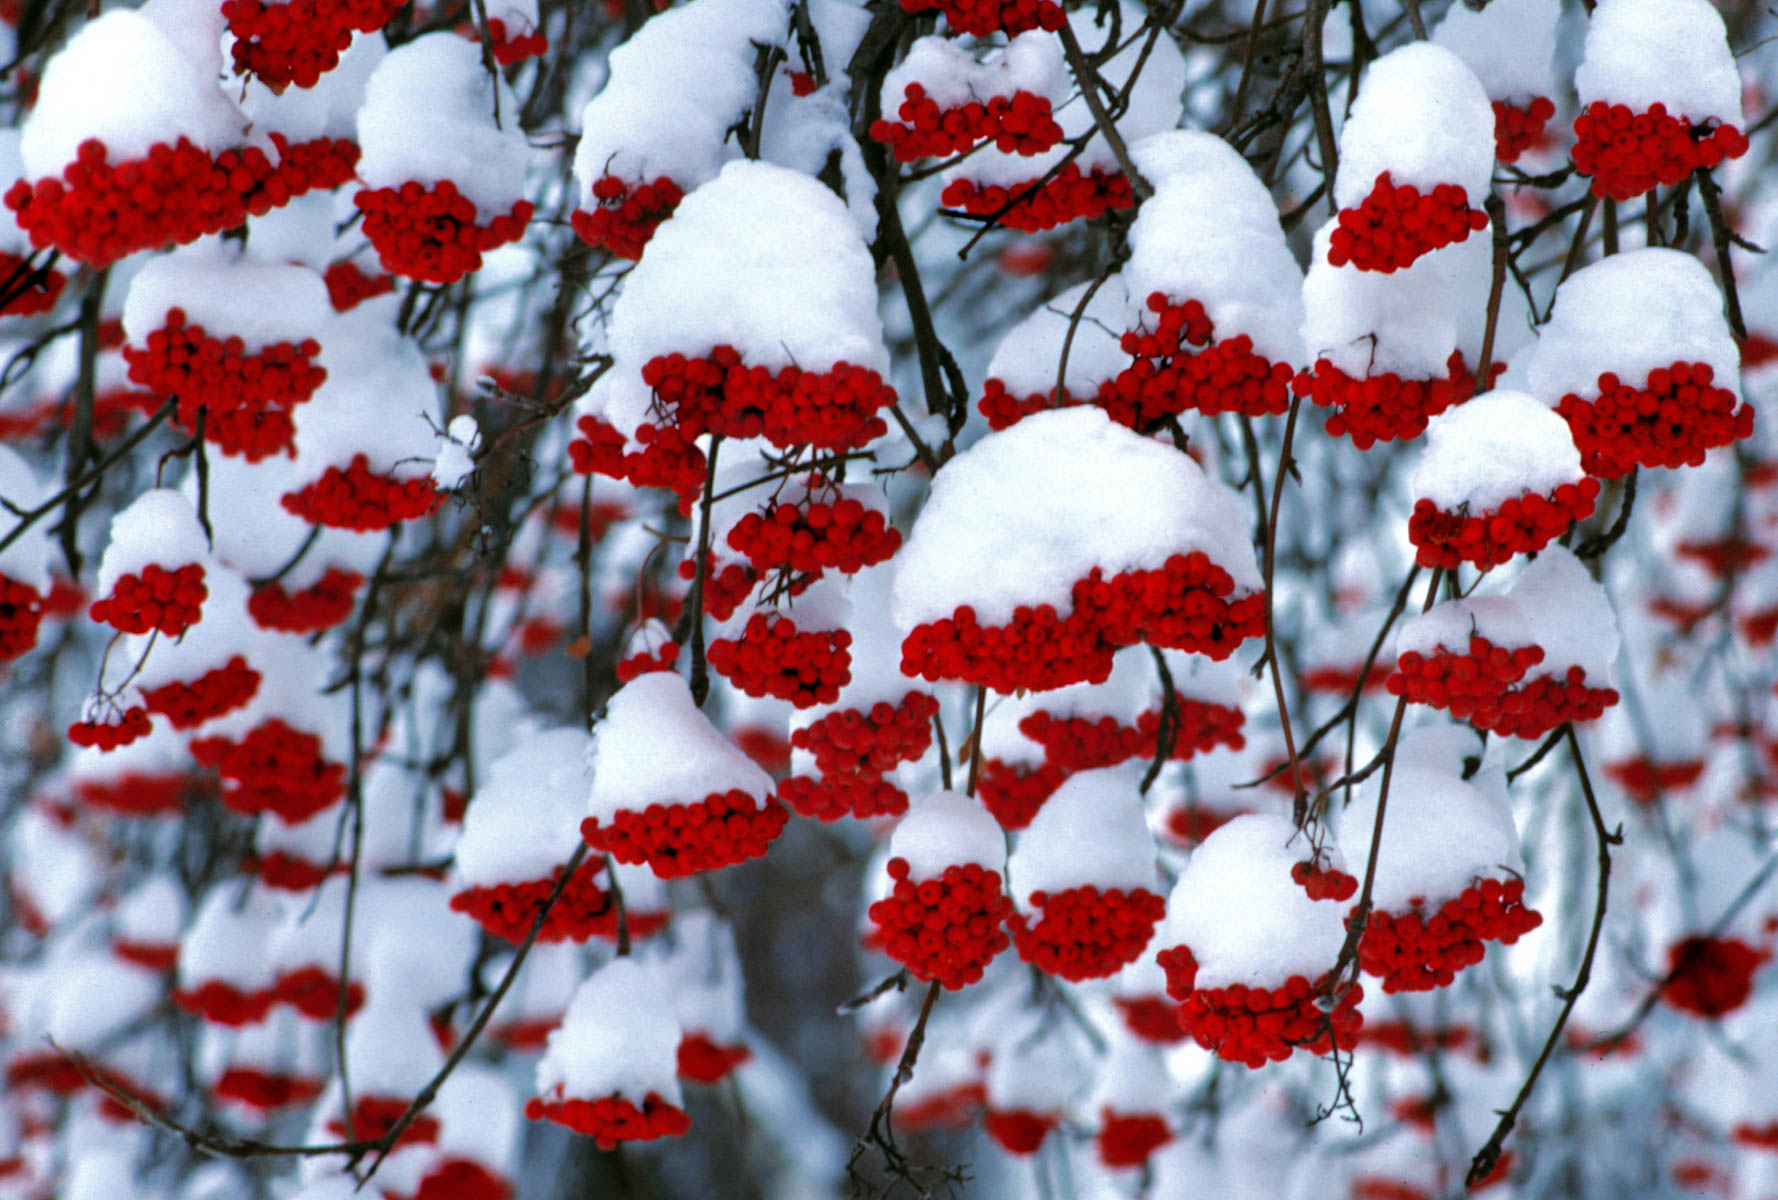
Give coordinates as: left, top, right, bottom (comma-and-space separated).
1156, 945, 1365, 1068
248, 568, 363, 633
1734, 1123, 1778, 1151
1008, 884, 1167, 981
482, 17, 548, 65
1112, 994, 1189, 1044
251, 849, 335, 891
1293, 350, 1494, 450
281, 455, 444, 531
354, 182, 534, 285
1019, 693, 1246, 773
112, 937, 179, 971
1571, 101, 1750, 202
323, 260, 396, 313
449, 856, 615, 944
1327, 173, 1489, 273
0, 251, 65, 316
140, 656, 261, 730
976, 379, 1074, 430
1661, 936, 1768, 1018
579, 789, 788, 878
900, 553, 1266, 693
1301, 662, 1391, 694
1356, 876, 1543, 994
977, 759, 1068, 830
222, 0, 402, 89
1603, 755, 1705, 803
172, 980, 275, 1026
213, 1068, 322, 1113
68, 705, 152, 750
571, 176, 683, 261
780, 691, 937, 821
191, 719, 346, 824
780, 770, 909, 822
4, 138, 319, 269
1291, 860, 1357, 902
0, 574, 44, 660
615, 640, 680, 682
870, 85, 1062, 162
641, 348, 896, 453
1353, 1020, 1474, 1057
1408, 480, 1601, 570
1386, 635, 1547, 722
726, 493, 901, 577
984, 1108, 1058, 1156
1470, 666, 1620, 740
329, 1096, 438, 1145
525, 1091, 692, 1150
941, 166, 1134, 235
1102, 294, 1295, 427
124, 309, 326, 462
1493, 97, 1557, 164
1096, 1110, 1172, 1170
676, 1033, 752, 1084
268, 133, 361, 194
1556, 362, 1754, 477
676, 556, 756, 623
707, 615, 851, 708
868, 857, 1013, 989
896, 0, 1064, 36
74, 771, 190, 817
274, 965, 364, 1020
89, 563, 207, 636
569, 414, 708, 514
1162, 802, 1243, 846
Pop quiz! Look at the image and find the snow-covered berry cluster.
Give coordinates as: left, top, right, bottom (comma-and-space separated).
247, 568, 362, 633
1157, 946, 1364, 1069
870, 84, 1062, 162
780, 691, 938, 821
280, 455, 443, 531
1293, 351, 1495, 450
570, 176, 684, 261
707, 615, 851, 708
1327, 173, 1490, 273
1571, 102, 1749, 202
354, 182, 534, 285
941, 165, 1134, 234
1008, 884, 1166, 981
580, 788, 788, 879
525, 1093, 692, 1151
1556, 362, 1754, 477
641, 348, 896, 453
725, 491, 901, 577
449, 856, 616, 944
222, 0, 401, 88
1099, 294, 1294, 427
1407, 480, 1601, 570
896, 0, 1065, 37
1492, 97, 1557, 164
140, 657, 261, 729
190, 720, 346, 824
1357, 877, 1544, 993
88, 564, 206, 636
868, 857, 1013, 989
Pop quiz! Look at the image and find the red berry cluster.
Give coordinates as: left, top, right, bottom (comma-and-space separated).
1302, 662, 1391, 694
213, 1068, 322, 1113
140, 656, 261, 730
870, 84, 1062, 162
222, 0, 402, 89
1156, 945, 1365, 1068
274, 964, 364, 1020
1019, 693, 1246, 773
1291, 860, 1357, 902
3, 137, 319, 270
1571, 101, 1750, 202
1096, 1110, 1172, 1170
641, 347, 896, 453
323, 260, 396, 313
1603, 755, 1705, 803
191, 718, 346, 824
413, 1158, 510, 1200
1408, 479, 1601, 571
579, 789, 788, 878
869, 857, 1013, 989
1675, 536, 1769, 577
1327, 173, 1489, 273
1293, 350, 1494, 449
571, 176, 684, 261
281, 455, 444, 531
780, 770, 908, 822
268, 133, 361, 194
615, 640, 680, 683
1556, 362, 1754, 477
941, 165, 1134, 234
1470, 666, 1620, 740
329, 1096, 439, 1145
900, 553, 1266, 693
1356, 876, 1543, 994
172, 980, 275, 1026
1353, 1020, 1474, 1057
68, 705, 152, 750
354, 182, 534, 285
113, 937, 179, 971
252, 849, 335, 891
568, 414, 708, 514
1008, 884, 1166, 982
676, 1033, 752, 1085
124, 308, 326, 461
1112, 994, 1190, 1043
897, 0, 1063, 35
1162, 802, 1244, 846
74, 771, 190, 817
984, 1108, 1058, 1156
89, 563, 207, 636
0, 251, 65, 316
780, 691, 938, 821
1387, 634, 1546, 721
726, 492, 901, 577
525, 1091, 692, 1150
1493, 97, 1556, 165
1101, 294, 1294, 428
1661, 935, 1768, 1018
1734, 1122, 1778, 1151
677, 556, 757, 622
707, 615, 852, 708
977, 759, 1068, 830
482, 16, 548, 65
449, 855, 615, 944
0, 574, 44, 660
248, 568, 363, 633
976, 378, 1074, 430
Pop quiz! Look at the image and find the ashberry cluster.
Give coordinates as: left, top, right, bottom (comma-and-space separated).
1387, 635, 1547, 723
1018, 692, 1246, 773
1470, 665, 1620, 740
89, 563, 207, 636
74, 771, 189, 817
707, 615, 851, 708
641, 347, 896, 453
976, 759, 1068, 830
173, 980, 275, 1026
896, 0, 1064, 36
449, 856, 615, 944
1156, 945, 1364, 1068
329, 1097, 438, 1144
870, 84, 1062, 162
779, 691, 937, 821
222, 0, 403, 89
1356, 876, 1543, 993
140, 656, 262, 729
1291, 860, 1357, 902
68, 705, 152, 750
984, 1109, 1058, 1156
1661, 936, 1768, 1018
1492, 97, 1557, 164
525, 1092, 692, 1150
676, 1033, 752, 1084
267, 132, 360, 193
676, 556, 757, 622
1096, 1111, 1172, 1169
0, 574, 44, 660
274, 965, 363, 1020
615, 639, 680, 682
323, 260, 395, 312
248, 568, 363, 633
571, 176, 683, 261
123, 308, 326, 461
1556, 362, 1754, 477
1293, 351, 1495, 449
190, 719, 346, 824
281, 455, 444, 531
212, 1069, 321, 1113
1100, 294, 1294, 428
1407, 479, 1601, 570
354, 181, 534, 285
976, 378, 1074, 430
569, 414, 708, 515
1603, 755, 1705, 803
481, 17, 548, 65
867, 857, 1013, 989
0, 251, 65, 316
1112, 993, 1189, 1044
941, 165, 1134, 234
252, 850, 336, 891
726, 491, 901, 577
1327, 174, 1489, 273
1008, 884, 1167, 981
1571, 101, 1749, 202
579, 789, 788, 878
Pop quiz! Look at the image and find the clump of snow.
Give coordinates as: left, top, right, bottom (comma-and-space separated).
891, 407, 1261, 630
431, 415, 481, 490
180, 884, 286, 992
658, 910, 749, 1042
985, 276, 1130, 400
123, 243, 330, 355
1336, 43, 1494, 205
536, 957, 684, 1104
1009, 765, 1157, 898
587, 671, 773, 822
355, 33, 530, 215
1410, 390, 1586, 512
888, 790, 1007, 880
243, 32, 386, 144
0, 445, 51, 588
1525, 249, 1741, 404
115, 875, 188, 945
455, 728, 593, 887
1396, 593, 1534, 661
356, 876, 477, 1009
433, 1064, 521, 1176
1432, 0, 1558, 104
1084, 1036, 1177, 1115
285, 306, 441, 475
95, 488, 212, 596
882, 32, 1065, 112
345, 998, 445, 1096
984, 1018, 1084, 1113
1160, 813, 1347, 989
1574, 0, 1742, 125
808, 563, 924, 713
1497, 546, 1620, 681
609, 160, 888, 374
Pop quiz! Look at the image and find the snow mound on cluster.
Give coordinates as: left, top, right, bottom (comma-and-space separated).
1410, 390, 1585, 512
986, 277, 1130, 399
1574, 0, 1742, 124
455, 728, 594, 886
1336, 43, 1494, 204
536, 957, 684, 1104
587, 671, 773, 822
122, 242, 331, 351
1432, 0, 1558, 104
888, 790, 1007, 880
1009, 765, 1156, 897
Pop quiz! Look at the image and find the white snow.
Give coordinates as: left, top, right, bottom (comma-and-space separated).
1410, 390, 1586, 512
882, 32, 1066, 113
115, 875, 188, 945
95, 488, 212, 600
1395, 594, 1534, 661
887, 789, 1007, 880
587, 671, 773, 822
1335, 43, 1495, 206
985, 276, 1130, 400
431, 415, 481, 490
344, 998, 444, 1096
1573, 0, 1742, 125
432, 1064, 521, 1174
1431, 0, 1558, 105
0, 445, 51, 588
1498, 545, 1620, 681
454, 727, 594, 886
284, 306, 441, 475
124, 244, 330, 354
180, 884, 286, 992
1008, 765, 1158, 898
535, 957, 684, 1104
